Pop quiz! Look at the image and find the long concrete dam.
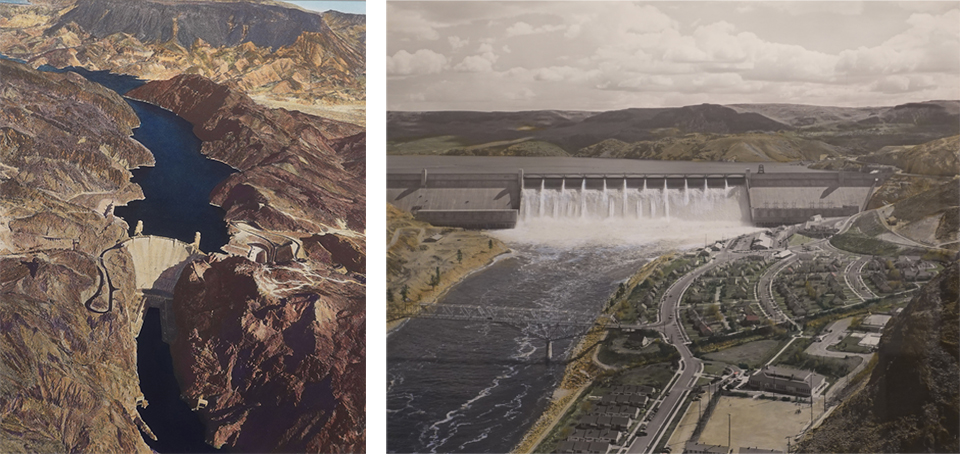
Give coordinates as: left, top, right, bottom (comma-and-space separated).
388, 165, 888, 229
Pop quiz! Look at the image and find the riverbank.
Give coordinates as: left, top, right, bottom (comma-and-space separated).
386, 204, 511, 331
512, 253, 674, 453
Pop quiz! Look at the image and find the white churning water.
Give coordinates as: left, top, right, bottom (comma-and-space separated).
501, 177, 760, 247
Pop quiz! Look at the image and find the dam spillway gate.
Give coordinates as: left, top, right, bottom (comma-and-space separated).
388, 168, 889, 229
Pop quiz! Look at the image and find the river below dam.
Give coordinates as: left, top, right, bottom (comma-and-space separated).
387, 155, 767, 453
388, 230, 759, 452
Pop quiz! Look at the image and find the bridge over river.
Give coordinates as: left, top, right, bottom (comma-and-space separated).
407, 303, 663, 361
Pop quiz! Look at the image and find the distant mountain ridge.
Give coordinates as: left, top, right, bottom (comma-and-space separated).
51, 0, 330, 50
388, 101, 960, 159
0, 0, 365, 106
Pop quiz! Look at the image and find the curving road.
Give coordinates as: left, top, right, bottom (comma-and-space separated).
756, 254, 801, 330
621, 251, 740, 454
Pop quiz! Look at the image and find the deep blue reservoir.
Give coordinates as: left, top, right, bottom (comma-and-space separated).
114, 99, 236, 253
11, 58, 234, 452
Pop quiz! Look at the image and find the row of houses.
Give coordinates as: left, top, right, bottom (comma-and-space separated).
683, 441, 785, 454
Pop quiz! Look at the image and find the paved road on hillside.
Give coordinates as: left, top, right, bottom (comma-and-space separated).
757, 255, 801, 330
622, 252, 739, 454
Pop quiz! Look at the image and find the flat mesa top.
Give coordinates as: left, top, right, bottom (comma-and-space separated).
387, 155, 833, 175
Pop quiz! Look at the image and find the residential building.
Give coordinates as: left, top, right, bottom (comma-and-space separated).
748, 365, 826, 397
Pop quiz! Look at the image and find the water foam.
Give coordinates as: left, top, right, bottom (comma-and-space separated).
497, 178, 759, 246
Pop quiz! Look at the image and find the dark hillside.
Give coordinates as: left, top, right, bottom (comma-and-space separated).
798, 263, 959, 453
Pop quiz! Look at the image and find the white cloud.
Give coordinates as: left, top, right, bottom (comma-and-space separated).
765, 2, 864, 16
454, 51, 499, 72
388, 6, 443, 40
387, 49, 449, 75
837, 9, 960, 75
448, 36, 469, 50
502, 45, 512, 54
505, 21, 566, 37
872, 74, 936, 93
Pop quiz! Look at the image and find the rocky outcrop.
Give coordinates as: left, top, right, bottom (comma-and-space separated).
0, 59, 149, 453
52, 0, 330, 50
799, 263, 959, 453
126, 74, 364, 234
0, 59, 151, 213
859, 135, 960, 177
124, 73, 366, 452
0, 0, 365, 104
170, 254, 365, 453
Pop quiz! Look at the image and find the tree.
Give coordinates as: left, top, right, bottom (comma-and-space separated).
457, 249, 463, 264
387, 288, 394, 303
488, 239, 493, 249
400, 284, 409, 302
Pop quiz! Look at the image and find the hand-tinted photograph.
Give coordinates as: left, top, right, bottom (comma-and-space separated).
0, 0, 365, 452
386, 2, 959, 453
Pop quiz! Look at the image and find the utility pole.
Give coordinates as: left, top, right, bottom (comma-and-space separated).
728, 414, 731, 449
810, 396, 813, 425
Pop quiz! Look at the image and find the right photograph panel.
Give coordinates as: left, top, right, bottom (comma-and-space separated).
385, 2, 960, 454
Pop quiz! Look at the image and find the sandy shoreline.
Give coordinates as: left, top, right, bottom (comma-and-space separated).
387, 248, 515, 334
511, 254, 673, 454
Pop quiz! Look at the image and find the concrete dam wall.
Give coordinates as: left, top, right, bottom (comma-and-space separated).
125, 235, 204, 341
747, 171, 882, 227
387, 169, 887, 229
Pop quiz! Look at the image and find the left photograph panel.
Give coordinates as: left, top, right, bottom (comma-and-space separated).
0, 0, 365, 452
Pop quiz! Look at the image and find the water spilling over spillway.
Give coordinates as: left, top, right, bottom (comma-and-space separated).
504, 177, 756, 246
523, 178, 746, 221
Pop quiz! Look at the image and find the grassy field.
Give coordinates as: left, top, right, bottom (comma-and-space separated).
789, 233, 817, 247
702, 339, 784, 369
830, 231, 902, 256
828, 334, 873, 354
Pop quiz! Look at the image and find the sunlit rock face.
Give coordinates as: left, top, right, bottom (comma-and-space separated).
125, 72, 366, 452
0, 59, 149, 453
127, 74, 365, 235
170, 254, 365, 452
0, 0, 365, 104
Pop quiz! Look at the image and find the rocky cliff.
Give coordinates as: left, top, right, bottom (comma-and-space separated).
126, 74, 364, 235
0, 0, 365, 105
799, 263, 959, 453
123, 73, 366, 452
170, 254, 365, 452
0, 59, 151, 453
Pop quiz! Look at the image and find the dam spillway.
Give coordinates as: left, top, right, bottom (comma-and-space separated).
387, 162, 888, 229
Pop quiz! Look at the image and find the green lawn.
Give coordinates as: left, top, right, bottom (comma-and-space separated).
828, 334, 873, 354
702, 339, 783, 369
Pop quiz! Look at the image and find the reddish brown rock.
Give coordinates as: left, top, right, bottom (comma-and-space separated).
127, 74, 365, 234
0, 60, 149, 453
170, 255, 365, 453
304, 233, 365, 274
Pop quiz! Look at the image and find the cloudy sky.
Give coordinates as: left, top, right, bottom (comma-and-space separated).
387, 1, 959, 111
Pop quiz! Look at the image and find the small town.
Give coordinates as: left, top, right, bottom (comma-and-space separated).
536, 213, 949, 454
